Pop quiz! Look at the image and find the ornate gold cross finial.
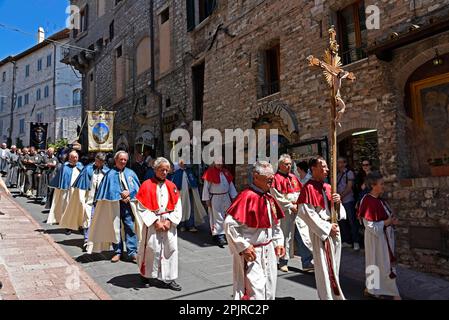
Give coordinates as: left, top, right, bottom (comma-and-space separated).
306, 26, 357, 224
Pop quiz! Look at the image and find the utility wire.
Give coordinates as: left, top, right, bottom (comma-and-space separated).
0, 22, 95, 54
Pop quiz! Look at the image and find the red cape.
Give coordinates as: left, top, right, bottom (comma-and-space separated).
136, 178, 179, 212
357, 194, 389, 222
272, 171, 302, 194
297, 179, 331, 209
202, 166, 233, 184
226, 188, 285, 229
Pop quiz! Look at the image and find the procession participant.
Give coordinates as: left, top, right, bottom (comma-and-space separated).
357, 171, 401, 300
44, 150, 64, 208
270, 154, 302, 272
144, 157, 155, 180
88, 151, 142, 263
170, 159, 206, 232
131, 152, 147, 183
136, 157, 183, 291
6, 145, 19, 188
23, 147, 43, 198
46, 151, 84, 227
297, 156, 347, 300
0, 143, 9, 177
225, 161, 285, 300
17, 148, 28, 195
60, 153, 110, 253
202, 158, 238, 248
38, 148, 59, 205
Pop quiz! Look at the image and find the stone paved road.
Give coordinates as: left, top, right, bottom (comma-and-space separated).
1, 188, 368, 300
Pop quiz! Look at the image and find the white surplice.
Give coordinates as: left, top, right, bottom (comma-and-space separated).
47, 167, 81, 225
298, 190, 347, 300
137, 182, 182, 281
362, 199, 399, 297
202, 173, 238, 236
224, 200, 284, 300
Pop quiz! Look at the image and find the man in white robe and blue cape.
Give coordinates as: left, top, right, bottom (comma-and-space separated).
60, 153, 110, 253
47, 151, 84, 227
88, 151, 143, 263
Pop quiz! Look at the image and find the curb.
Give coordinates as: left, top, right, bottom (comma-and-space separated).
4, 195, 112, 300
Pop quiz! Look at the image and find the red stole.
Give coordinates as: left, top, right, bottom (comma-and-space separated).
272, 171, 302, 194
202, 166, 233, 184
297, 179, 332, 209
357, 194, 389, 221
226, 188, 285, 229
136, 178, 179, 211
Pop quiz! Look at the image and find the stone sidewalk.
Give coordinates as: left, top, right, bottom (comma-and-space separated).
0, 194, 110, 300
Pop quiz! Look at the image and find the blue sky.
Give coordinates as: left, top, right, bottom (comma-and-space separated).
0, 0, 70, 60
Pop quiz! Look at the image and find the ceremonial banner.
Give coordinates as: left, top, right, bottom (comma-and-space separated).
87, 111, 115, 152
30, 122, 48, 150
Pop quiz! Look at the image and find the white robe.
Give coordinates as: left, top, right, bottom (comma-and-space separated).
224, 201, 284, 300
46, 168, 81, 225
298, 193, 347, 300
270, 188, 301, 260
179, 171, 207, 224
137, 183, 182, 281
88, 172, 143, 246
202, 173, 238, 236
363, 216, 399, 297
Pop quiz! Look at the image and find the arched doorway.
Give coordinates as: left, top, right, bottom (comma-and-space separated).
404, 52, 449, 177
338, 128, 380, 172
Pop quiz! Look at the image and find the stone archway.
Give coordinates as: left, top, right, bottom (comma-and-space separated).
395, 42, 449, 93
252, 100, 300, 143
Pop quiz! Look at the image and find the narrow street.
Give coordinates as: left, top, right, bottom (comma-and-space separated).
1, 187, 369, 300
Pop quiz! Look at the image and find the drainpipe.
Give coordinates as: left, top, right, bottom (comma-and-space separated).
149, 0, 164, 156
8, 60, 17, 146
52, 44, 57, 146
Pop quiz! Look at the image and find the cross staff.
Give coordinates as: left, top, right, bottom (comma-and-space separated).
307, 26, 356, 223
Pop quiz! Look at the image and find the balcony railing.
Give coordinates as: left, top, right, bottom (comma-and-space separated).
259, 81, 280, 99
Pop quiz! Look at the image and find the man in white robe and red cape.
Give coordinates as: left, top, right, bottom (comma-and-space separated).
225, 161, 285, 300
47, 151, 83, 227
202, 158, 238, 247
357, 171, 401, 300
136, 157, 182, 291
270, 154, 302, 272
297, 156, 347, 300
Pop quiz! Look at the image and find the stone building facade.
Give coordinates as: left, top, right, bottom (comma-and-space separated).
186, 0, 449, 279
0, 29, 82, 147
65, 0, 449, 279
64, 0, 197, 158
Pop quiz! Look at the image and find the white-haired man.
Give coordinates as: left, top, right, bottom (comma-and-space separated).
0, 143, 9, 177
225, 161, 286, 300
47, 150, 84, 227
270, 154, 302, 272
6, 145, 19, 188
202, 157, 238, 247
136, 157, 183, 291
89, 151, 142, 263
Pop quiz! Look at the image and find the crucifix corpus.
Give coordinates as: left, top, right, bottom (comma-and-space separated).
307, 26, 356, 224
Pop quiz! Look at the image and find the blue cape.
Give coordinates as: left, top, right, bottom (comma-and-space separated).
144, 167, 155, 180
170, 168, 198, 189
94, 167, 140, 202
49, 162, 84, 190
73, 163, 110, 191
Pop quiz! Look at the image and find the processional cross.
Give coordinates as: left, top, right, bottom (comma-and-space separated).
307, 26, 356, 223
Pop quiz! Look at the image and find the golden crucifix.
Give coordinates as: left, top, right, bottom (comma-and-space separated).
307, 26, 356, 223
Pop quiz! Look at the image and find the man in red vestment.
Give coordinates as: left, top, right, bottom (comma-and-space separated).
224, 161, 286, 300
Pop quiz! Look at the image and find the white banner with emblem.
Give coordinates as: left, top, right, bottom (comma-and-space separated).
87, 111, 115, 152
